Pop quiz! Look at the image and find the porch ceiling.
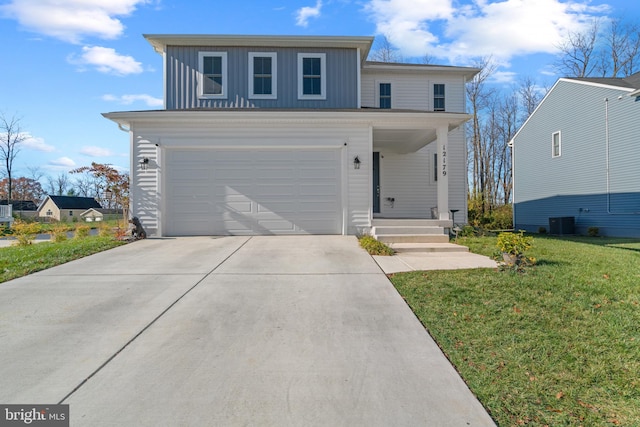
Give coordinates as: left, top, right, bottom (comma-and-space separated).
373, 128, 437, 154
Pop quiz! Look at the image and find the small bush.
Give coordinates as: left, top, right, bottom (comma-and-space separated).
51, 225, 68, 243
538, 226, 547, 234
12, 220, 40, 246
459, 225, 477, 237
98, 224, 113, 237
496, 231, 533, 256
359, 235, 395, 256
588, 226, 599, 237
74, 225, 91, 239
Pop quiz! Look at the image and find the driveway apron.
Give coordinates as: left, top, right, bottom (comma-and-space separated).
0, 236, 495, 426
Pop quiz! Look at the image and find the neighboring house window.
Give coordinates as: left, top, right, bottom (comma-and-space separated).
298, 53, 326, 100
198, 52, 228, 98
249, 52, 277, 99
433, 84, 445, 111
46, 209, 52, 216
552, 131, 561, 157
69, 211, 73, 216
379, 83, 391, 109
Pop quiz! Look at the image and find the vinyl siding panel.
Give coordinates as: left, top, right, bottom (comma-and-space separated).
165, 46, 358, 109
513, 79, 640, 237
361, 70, 467, 112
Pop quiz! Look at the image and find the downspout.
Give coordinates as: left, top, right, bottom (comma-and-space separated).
604, 97, 611, 214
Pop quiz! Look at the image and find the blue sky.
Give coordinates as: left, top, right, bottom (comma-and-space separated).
0, 0, 638, 181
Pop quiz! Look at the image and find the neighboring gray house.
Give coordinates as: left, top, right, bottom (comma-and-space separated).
104, 35, 478, 239
511, 72, 640, 237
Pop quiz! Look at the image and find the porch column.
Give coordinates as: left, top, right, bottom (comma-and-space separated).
436, 125, 449, 220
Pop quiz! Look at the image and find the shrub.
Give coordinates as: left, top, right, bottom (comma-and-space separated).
74, 225, 91, 239
359, 235, 395, 256
588, 226, 599, 237
538, 226, 547, 234
98, 223, 113, 238
51, 225, 68, 243
12, 220, 40, 246
459, 225, 477, 237
496, 231, 533, 256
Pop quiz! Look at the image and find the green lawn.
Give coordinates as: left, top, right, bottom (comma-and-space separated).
390, 235, 640, 426
0, 236, 126, 283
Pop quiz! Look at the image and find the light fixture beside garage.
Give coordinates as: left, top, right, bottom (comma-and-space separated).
353, 156, 361, 170
139, 157, 150, 171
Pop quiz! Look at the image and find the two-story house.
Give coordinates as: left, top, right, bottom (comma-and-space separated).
103, 35, 478, 238
511, 73, 640, 237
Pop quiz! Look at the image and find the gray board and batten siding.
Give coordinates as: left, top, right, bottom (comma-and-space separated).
513, 79, 640, 237
165, 46, 359, 109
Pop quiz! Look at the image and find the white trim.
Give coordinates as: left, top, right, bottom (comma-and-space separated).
248, 52, 277, 100
552, 130, 561, 158
356, 48, 362, 109
297, 53, 326, 100
198, 51, 228, 99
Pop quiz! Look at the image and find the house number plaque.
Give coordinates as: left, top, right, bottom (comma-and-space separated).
441, 144, 447, 176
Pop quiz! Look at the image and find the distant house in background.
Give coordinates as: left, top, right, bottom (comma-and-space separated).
1, 200, 38, 221
80, 208, 123, 222
37, 196, 102, 222
510, 72, 640, 237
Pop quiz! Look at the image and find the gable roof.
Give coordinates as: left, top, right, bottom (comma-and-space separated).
0, 200, 38, 210
567, 71, 640, 91
42, 196, 102, 210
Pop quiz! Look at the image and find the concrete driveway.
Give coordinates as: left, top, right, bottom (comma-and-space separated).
0, 236, 495, 426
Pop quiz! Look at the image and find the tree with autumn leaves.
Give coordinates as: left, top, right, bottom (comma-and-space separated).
71, 163, 129, 225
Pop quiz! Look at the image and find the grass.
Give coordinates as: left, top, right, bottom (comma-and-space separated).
390, 234, 640, 426
0, 236, 126, 283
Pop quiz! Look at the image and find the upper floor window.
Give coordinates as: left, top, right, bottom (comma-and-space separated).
249, 52, 277, 99
379, 83, 391, 109
433, 84, 445, 111
298, 53, 326, 100
552, 131, 561, 158
198, 52, 227, 98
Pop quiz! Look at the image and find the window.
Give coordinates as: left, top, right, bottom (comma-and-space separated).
552, 131, 561, 157
433, 84, 445, 111
46, 209, 52, 216
298, 53, 326, 100
379, 83, 391, 109
249, 52, 277, 99
69, 211, 73, 216
198, 52, 227, 98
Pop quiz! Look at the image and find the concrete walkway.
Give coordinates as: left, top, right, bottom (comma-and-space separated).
0, 236, 495, 426
374, 250, 498, 274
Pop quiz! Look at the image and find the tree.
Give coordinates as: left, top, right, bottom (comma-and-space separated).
47, 173, 71, 196
0, 177, 44, 202
0, 112, 27, 201
554, 18, 640, 78
71, 163, 130, 225
369, 35, 403, 62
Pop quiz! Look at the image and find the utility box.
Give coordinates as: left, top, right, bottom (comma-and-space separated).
549, 217, 575, 235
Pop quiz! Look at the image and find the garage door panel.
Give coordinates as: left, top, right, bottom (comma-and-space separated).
166, 148, 342, 236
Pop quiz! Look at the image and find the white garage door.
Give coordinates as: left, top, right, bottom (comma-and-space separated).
165, 148, 342, 236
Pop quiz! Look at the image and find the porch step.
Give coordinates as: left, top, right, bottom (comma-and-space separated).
372, 219, 453, 228
376, 234, 450, 244
372, 218, 452, 245
389, 242, 469, 253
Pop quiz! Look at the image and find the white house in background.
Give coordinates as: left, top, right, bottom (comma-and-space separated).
103, 35, 478, 239
510, 72, 640, 237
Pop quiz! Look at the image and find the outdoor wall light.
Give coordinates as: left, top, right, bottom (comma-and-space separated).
139, 157, 150, 171
353, 156, 361, 170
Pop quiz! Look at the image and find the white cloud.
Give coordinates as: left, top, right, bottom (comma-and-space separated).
80, 146, 114, 157
21, 134, 55, 152
49, 157, 76, 168
296, 0, 322, 27
71, 46, 143, 75
102, 93, 163, 107
0, 0, 150, 43
365, 0, 610, 63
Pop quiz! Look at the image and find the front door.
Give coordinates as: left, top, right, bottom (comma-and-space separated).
373, 152, 380, 214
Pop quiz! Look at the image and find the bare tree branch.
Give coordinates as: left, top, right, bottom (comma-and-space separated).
0, 112, 27, 201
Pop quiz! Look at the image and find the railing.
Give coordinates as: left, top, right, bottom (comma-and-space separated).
0, 204, 13, 219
